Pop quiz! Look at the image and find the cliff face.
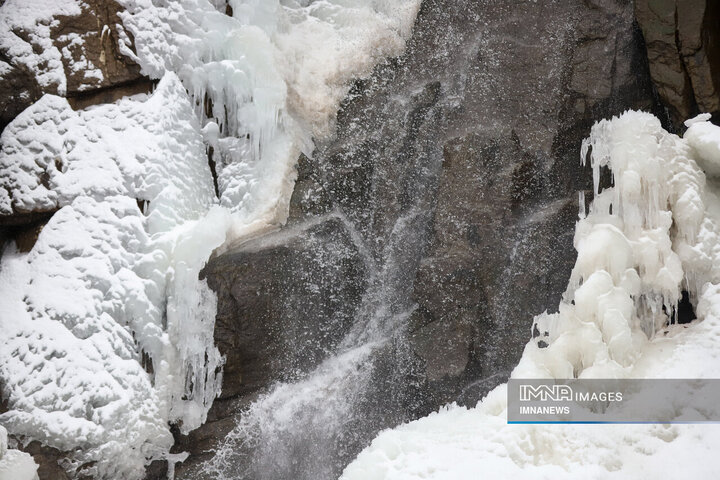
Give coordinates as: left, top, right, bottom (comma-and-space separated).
194, 0, 671, 478
635, 0, 720, 127
0, 0, 718, 478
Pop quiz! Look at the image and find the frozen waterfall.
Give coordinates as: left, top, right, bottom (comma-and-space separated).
4, 0, 720, 479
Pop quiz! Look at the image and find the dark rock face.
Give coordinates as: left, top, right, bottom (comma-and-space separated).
204, 217, 368, 398
53, 0, 144, 98
0, 58, 41, 138
196, 0, 669, 478
291, 0, 660, 408
0, 0, 146, 133
171, 216, 369, 476
635, 0, 720, 127
14, 441, 72, 480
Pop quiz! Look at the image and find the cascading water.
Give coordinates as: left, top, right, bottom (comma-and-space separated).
8, 1, 712, 479
341, 110, 720, 479
196, 96, 446, 479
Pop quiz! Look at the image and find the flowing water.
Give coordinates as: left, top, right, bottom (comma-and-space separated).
198, 103, 446, 480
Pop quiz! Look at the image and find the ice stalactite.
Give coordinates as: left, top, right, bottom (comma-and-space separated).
341, 111, 720, 479
519, 111, 716, 379
117, 0, 421, 232
0, 74, 224, 478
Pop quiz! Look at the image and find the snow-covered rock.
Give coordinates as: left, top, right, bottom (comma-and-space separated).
0, 72, 223, 478
0, 0, 145, 132
117, 0, 420, 231
0, 0, 421, 478
0, 426, 38, 480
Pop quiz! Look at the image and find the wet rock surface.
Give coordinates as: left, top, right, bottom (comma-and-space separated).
169, 216, 369, 477
203, 217, 368, 399
282, 0, 661, 410
635, 0, 720, 128
196, 0, 672, 477
0, 0, 718, 478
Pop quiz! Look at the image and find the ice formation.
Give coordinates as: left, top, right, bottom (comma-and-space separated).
0, 0, 420, 478
341, 111, 720, 479
0, 73, 224, 478
117, 0, 421, 231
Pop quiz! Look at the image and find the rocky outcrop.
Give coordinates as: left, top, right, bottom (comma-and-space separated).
170, 216, 368, 477
53, 0, 145, 99
0, 211, 55, 258
204, 216, 367, 398
0, 0, 152, 252
635, 0, 720, 128
400, 0, 664, 406
12, 441, 71, 480
0, 0, 147, 132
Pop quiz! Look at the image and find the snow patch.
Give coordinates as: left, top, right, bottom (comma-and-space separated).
685, 117, 720, 178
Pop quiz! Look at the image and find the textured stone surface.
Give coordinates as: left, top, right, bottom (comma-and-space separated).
1, 0, 716, 478
635, 0, 720, 127
0, 0, 146, 132
168, 216, 368, 476
0, 57, 41, 137
15, 441, 72, 480
0, 0, 151, 242
203, 216, 367, 398
54, 0, 144, 96
293, 0, 661, 408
